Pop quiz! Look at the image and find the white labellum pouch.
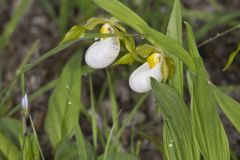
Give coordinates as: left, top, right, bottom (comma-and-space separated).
129, 62, 163, 93
85, 37, 120, 69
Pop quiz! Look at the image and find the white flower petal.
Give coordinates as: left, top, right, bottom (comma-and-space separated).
129, 62, 163, 93
85, 37, 120, 69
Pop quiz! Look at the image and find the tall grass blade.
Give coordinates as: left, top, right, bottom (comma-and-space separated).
0, 0, 30, 49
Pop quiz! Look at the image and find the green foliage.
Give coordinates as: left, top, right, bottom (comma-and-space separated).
223, 43, 240, 71
61, 25, 86, 44
152, 80, 199, 160
211, 84, 240, 133
0, 131, 20, 160
44, 51, 82, 149
19, 133, 40, 160
166, 0, 183, 95
0, 0, 31, 49
98, 152, 137, 160
186, 23, 230, 160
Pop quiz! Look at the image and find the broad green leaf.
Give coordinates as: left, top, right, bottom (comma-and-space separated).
113, 53, 135, 65
98, 152, 137, 160
55, 140, 95, 160
19, 133, 40, 160
0, 131, 20, 160
75, 121, 87, 160
0, 117, 21, 147
186, 23, 230, 160
210, 84, 240, 133
151, 79, 199, 160
223, 43, 240, 71
55, 140, 78, 160
60, 25, 85, 44
44, 51, 82, 149
92, 0, 196, 72
167, 0, 183, 95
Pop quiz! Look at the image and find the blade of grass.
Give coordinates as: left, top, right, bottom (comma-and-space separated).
114, 93, 149, 148
74, 120, 88, 160
89, 74, 98, 151
106, 69, 119, 132
196, 10, 240, 40
0, 0, 31, 49
58, 0, 71, 35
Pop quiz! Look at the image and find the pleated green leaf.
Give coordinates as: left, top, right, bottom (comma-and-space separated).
44, 51, 82, 149
167, 0, 183, 95
211, 84, 240, 133
98, 152, 137, 160
186, 22, 230, 160
75, 121, 88, 160
0, 131, 20, 160
0, 117, 21, 147
92, 0, 196, 73
151, 80, 199, 160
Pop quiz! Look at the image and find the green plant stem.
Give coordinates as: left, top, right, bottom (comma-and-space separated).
7, 79, 58, 117
106, 69, 119, 132
89, 74, 98, 151
29, 115, 45, 160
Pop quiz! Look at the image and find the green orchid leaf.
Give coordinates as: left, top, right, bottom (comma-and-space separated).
167, 0, 184, 95
19, 133, 40, 160
151, 79, 199, 160
211, 84, 240, 133
0, 131, 20, 160
98, 152, 137, 160
0, 117, 21, 147
44, 50, 82, 149
60, 25, 86, 44
186, 22, 230, 160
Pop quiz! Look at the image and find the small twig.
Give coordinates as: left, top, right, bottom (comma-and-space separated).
198, 25, 240, 47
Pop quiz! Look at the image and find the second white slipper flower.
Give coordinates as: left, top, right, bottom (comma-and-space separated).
85, 23, 120, 69
129, 53, 171, 93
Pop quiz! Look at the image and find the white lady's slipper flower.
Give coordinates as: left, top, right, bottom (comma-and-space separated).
21, 94, 29, 110
129, 53, 165, 93
85, 23, 120, 69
